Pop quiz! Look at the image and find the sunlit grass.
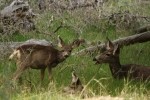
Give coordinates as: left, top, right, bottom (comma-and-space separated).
0, 42, 150, 99
0, 0, 150, 100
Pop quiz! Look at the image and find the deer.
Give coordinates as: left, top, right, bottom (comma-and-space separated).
9, 36, 83, 82
63, 71, 84, 94
63, 71, 90, 98
93, 39, 150, 81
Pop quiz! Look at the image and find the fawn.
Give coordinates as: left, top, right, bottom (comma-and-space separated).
9, 36, 83, 81
93, 39, 150, 81
63, 71, 90, 98
63, 71, 84, 94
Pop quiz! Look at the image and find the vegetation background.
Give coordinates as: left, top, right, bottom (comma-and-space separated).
0, 0, 150, 99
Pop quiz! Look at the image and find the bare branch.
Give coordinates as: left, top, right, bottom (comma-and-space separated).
72, 31, 150, 55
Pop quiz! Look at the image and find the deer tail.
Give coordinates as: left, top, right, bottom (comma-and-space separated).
9, 49, 21, 60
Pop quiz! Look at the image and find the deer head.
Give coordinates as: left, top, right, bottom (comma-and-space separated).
58, 36, 84, 59
93, 38, 120, 64
63, 71, 83, 94
9, 36, 85, 82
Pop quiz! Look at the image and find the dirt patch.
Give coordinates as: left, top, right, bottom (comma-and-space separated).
84, 96, 124, 100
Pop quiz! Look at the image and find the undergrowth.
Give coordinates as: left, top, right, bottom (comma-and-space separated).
0, 0, 150, 100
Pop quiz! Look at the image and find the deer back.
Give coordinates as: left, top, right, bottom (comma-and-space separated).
9, 36, 84, 69
15, 44, 59, 68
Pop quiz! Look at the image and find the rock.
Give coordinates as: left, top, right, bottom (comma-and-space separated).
0, 39, 53, 59
0, 0, 36, 34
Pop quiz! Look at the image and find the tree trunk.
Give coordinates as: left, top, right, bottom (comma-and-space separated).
73, 31, 150, 55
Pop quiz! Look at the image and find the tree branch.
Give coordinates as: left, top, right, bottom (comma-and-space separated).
134, 25, 150, 33
72, 31, 150, 55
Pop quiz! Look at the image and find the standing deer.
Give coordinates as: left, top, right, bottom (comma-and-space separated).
93, 39, 150, 81
9, 36, 83, 82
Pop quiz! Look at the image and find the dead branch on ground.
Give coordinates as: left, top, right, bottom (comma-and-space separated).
72, 31, 150, 55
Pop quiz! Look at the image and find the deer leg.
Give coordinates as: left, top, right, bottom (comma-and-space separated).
48, 67, 53, 80
40, 69, 45, 81
13, 65, 28, 81
16, 61, 23, 84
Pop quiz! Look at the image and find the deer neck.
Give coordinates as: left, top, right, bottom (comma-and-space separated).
57, 51, 68, 62
109, 56, 122, 77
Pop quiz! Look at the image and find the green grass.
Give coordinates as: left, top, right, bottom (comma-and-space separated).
0, 0, 150, 99
1, 30, 150, 99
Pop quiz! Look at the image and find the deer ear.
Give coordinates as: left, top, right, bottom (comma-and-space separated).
106, 38, 114, 50
72, 71, 78, 83
71, 71, 83, 86
57, 35, 65, 48
113, 44, 120, 55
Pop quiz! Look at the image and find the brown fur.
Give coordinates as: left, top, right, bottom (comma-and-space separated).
93, 39, 150, 81
9, 36, 83, 81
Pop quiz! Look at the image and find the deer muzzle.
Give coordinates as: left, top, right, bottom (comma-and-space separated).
62, 51, 70, 58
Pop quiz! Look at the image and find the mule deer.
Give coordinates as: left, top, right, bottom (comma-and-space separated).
63, 71, 83, 94
93, 39, 150, 81
9, 36, 83, 81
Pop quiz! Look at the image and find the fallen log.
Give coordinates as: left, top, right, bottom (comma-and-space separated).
134, 25, 150, 33
72, 31, 150, 55
0, 39, 52, 59
1, 31, 150, 58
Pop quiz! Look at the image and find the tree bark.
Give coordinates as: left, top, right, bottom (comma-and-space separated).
72, 31, 150, 55
0, 39, 52, 59
134, 25, 150, 34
